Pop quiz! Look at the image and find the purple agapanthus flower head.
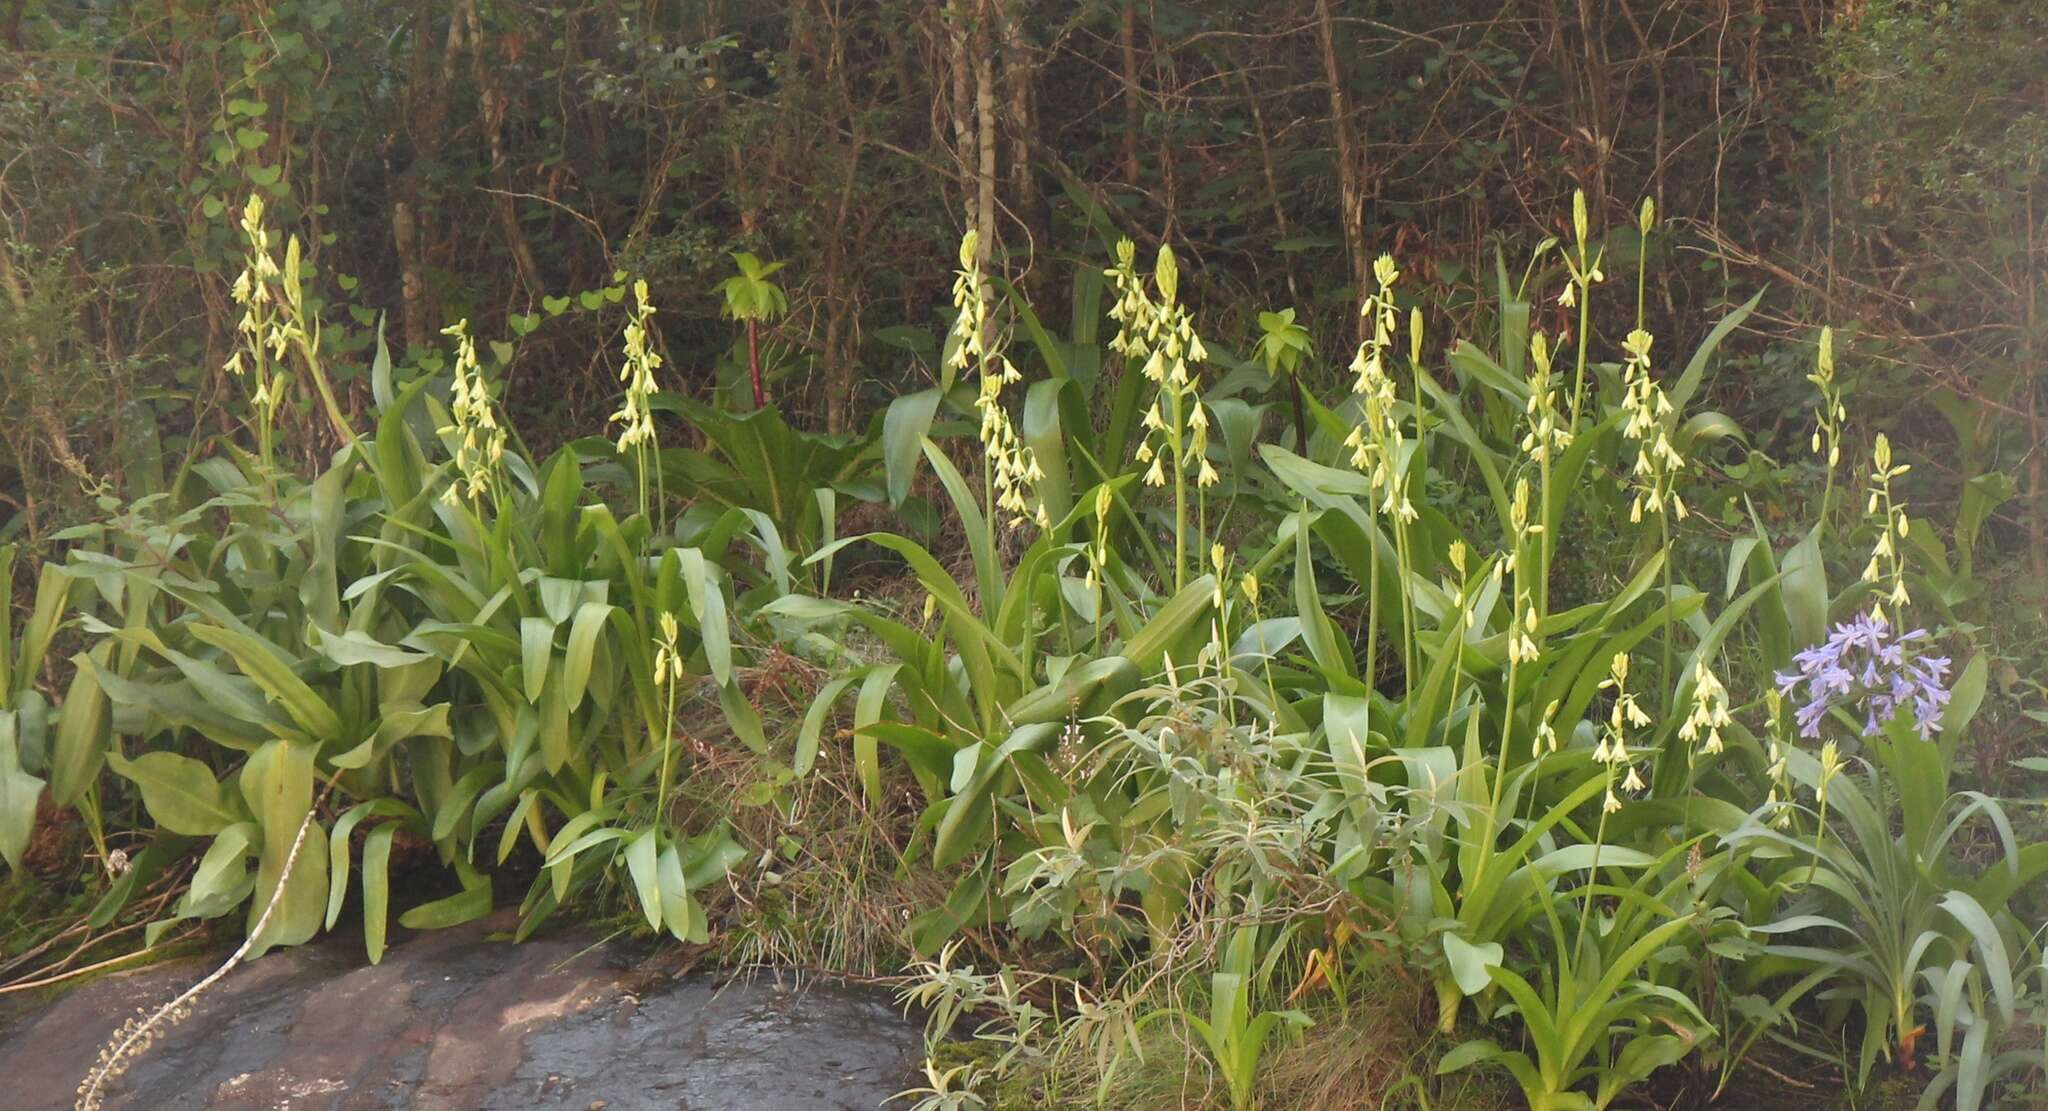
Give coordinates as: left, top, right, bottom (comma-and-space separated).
1774, 611, 1951, 741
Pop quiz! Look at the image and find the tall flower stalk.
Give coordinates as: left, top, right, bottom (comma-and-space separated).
650, 612, 688, 825
1500, 476, 1540, 780
610, 279, 666, 524
1762, 689, 1794, 827
1475, 331, 1571, 858
1678, 659, 1732, 762
1581, 651, 1648, 952
437, 320, 507, 510
1560, 189, 1606, 427
223, 194, 354, 477
1106, 239, 1217, 590
1521, 331, 1571, 619
1807, 325, 1847, 527
224, 197, 288, 474
1611, 200, 1691, 703
1344, 254, 1419, 678
1806, 740, 1846, 886
1479, 480, 1542, 870
1862, 434, 1912, 625
1086, 485, 1113, 649
952, 231, 1047, 541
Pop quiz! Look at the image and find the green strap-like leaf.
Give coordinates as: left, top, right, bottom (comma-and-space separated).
0, 712, 46, 871
191, 624, 343, 742
398, 865, 492, 931
679, 549, 732, 687
238, 740, 328, 955
625, 827, 662, 932
795, 673, 858, 777
882, 389, 942, 505
107, 749, 243, 836
562, 602, 615, 711
49, 648, 111, 806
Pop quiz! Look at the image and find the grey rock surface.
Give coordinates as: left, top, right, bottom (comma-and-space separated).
0, 912, 922, 1110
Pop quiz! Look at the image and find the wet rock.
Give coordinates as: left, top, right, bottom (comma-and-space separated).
0, 912, 922, 1110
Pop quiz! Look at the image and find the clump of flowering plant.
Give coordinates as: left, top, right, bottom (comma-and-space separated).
1773, 611, 1952, 741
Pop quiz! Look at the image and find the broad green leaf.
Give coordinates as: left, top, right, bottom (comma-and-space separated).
13, 560, 71, 703
882, 389, 942, 505
0, 713, 45, 871
1123, 575, 1216, 673
656, 844, 701, 943
363, 823, 394, 962
562, 602, 615, 711
431, 761, 503, 844
1939, 891, 2015, 1023
1779, 524, 1828, 651
191, 624, 343, 742
918, 440, 1001, 615
1436, 1038, 1506, 1074
1294, 514, 1345, 679
625, 828, 662, 931
679, 549, 731, 686
795, 674, 858, 777
718, 679, 768, 756
50, 648, 111, 806
108, 749, 242, 836
520, 617, 556, 704
238, 739, 328, 955
399, 868, 492, 930
538, 662, 573, 772
184, 822, 258, 918
1442, 931, 1505, 996
1667, 289, 1763, 411
1021, 379, 1075, 525
308, 626, 429, 669
934, 723, 1059, 868
851, 664, 903, 801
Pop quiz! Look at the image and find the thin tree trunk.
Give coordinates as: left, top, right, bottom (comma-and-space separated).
946, 0, 977, 231
1240, 70, 1309, 448
1000, 0, 1046, 300
1119, 0, 1141, 187
1314, 0, 1369, 335
389, 200, 430, 355
464, 0, 544, 300
744, 320, 766, 409
1575, 0, 1612, 212
973, 0, 998, 266
1243, 70, 1300, 307
818, 0, 863, 433
392, 0, 461, 353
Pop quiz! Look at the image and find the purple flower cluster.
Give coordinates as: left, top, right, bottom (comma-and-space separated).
1774, 612, 1952, 741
